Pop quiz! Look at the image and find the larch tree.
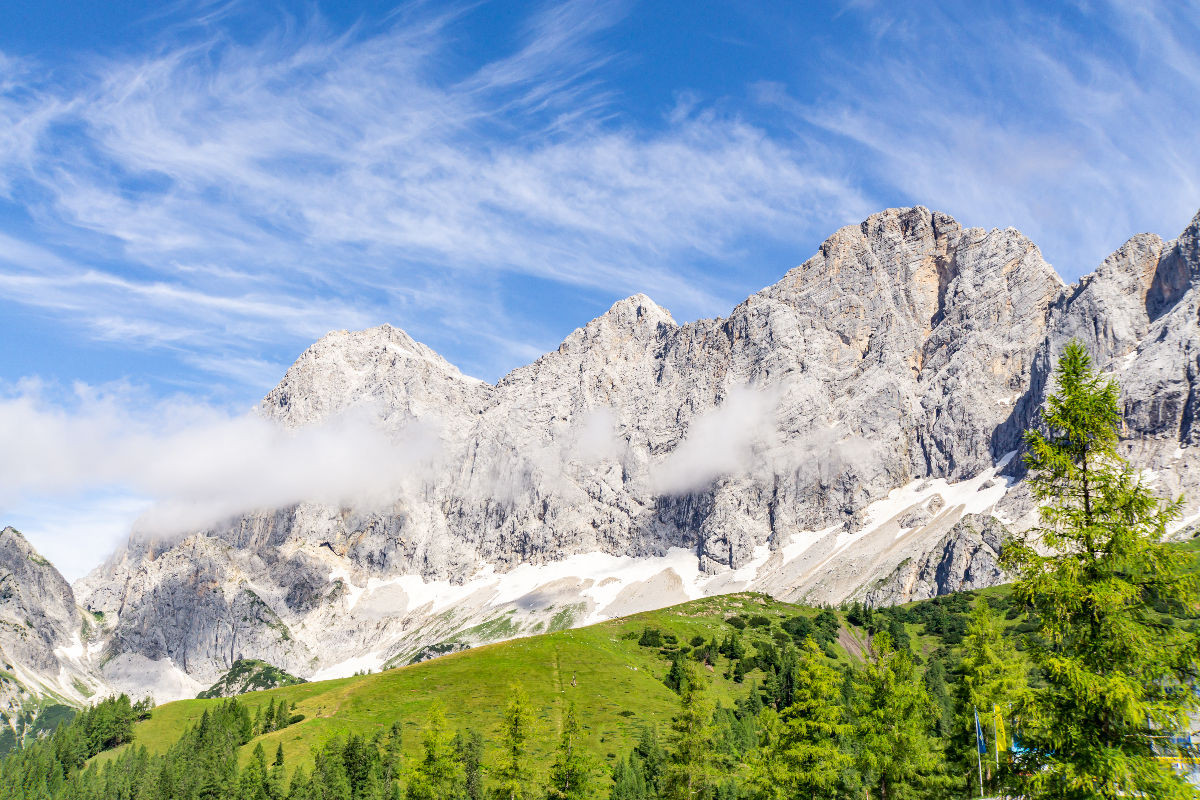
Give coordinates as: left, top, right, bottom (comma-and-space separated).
489, 686, 536, 800
954, 601, 1029, 794
660, 662, 716, 800
853, 633, 947, 800
546, 702, 595, 800
747, 636, 851, 800
1003, 340, 1200, 799
406, 703, 467, 800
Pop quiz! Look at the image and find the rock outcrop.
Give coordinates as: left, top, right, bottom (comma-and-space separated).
196, 658, 305, 699
863, 514, 1007, 607
72, 206, 1200, 695
0, 528, 102, 738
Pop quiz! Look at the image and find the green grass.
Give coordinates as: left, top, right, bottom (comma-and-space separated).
94, 593, 818, 772
87, 535, 1200, 774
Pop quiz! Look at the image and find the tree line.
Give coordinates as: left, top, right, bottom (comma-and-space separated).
1, 341, 1197, 798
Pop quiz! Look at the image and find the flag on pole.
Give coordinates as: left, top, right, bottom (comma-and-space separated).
975, 707, 988, 755
994, 703, 1007, 753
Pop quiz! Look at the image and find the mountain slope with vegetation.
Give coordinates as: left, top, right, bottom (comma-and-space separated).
197, 660, 306, 700
3, 346, 1198, 800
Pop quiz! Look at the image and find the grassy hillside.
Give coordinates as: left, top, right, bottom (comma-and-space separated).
84, 537, 1200, 777
94, 593, 838, 772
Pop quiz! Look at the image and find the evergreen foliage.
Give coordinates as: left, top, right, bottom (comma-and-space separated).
952, 601, 1028, 794
407, 702, 467, 800
1004, 340, 1200, 799
747, 637, 850, 799
852, 634, 947, 800
546, 703, 594, 800
660, 663, 716, 800
489, 687, 535, 800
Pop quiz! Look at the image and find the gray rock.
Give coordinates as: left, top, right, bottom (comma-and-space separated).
863, 514, 1008, 607
0, 527, 102, 731
69, 205, 1200, 694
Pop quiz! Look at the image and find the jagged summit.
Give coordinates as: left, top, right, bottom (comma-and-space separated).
596, 293, 676, 326
262, 323, 492, 428
61, 205, 1200, 702
0, 527, 101, 721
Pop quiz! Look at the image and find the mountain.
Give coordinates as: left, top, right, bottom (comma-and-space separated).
55, 205, 1200, 701
0, 528, 104, 746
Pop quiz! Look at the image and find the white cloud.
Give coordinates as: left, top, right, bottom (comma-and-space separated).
0, 2, 869, 388
4, 493, 151, 583
780, 0, 1200, 279
651, 386, 779, 494
0, 382, 440, 550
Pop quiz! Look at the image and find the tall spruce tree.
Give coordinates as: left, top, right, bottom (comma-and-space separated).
660, 662, 715, 800
489, 686, 536, 800
853, 633, 946, 800
747, 637, 851, 800
1003, 340, 1200, 799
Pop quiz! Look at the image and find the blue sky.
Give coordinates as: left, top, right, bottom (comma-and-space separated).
1, 0, 1199, 577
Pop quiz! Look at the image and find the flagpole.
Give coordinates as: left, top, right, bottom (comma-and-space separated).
994, 704, 1000, 770
975, 706, 985, 799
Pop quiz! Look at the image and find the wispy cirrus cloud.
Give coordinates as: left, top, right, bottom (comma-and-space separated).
776, 0, 1200, 278
0, 0, 869, 390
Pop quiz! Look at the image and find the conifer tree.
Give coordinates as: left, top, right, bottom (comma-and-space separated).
239, 743, 271, 800
660, 662, 715, 800
310, 737, 353, 800
407, 703, 467, 800
489, 686, 536, 800
1003, 340, 1200, 799
286, 765, 309, 800
747, 637, 850, 799
546, 703, 594, 800
382, 721, 404, 787
922, 656, 954, 739
664, 655, 688, 695
454, 729, 485, 800
268, 743, 287, 800
852, 633, 946, 800
954, 601, 1028, 793
632, 725, 664, 794
609, 754, 647, 800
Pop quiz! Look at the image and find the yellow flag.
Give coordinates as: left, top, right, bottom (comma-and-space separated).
994, 703, 1007, 753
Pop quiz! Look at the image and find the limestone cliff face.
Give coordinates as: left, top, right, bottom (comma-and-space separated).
74, 206, 1200, 693
0, 528, 102, 732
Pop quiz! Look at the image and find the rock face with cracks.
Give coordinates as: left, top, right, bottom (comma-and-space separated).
59, 205, 1200, 698
0, 528, 103, 735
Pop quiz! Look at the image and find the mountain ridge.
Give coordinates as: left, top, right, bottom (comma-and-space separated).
6, 204, 1199, 711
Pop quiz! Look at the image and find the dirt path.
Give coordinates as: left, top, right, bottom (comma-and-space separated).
550, 645, 565, 734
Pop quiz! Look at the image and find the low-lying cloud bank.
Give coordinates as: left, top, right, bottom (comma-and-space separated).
0, 382, 437, 541
1, 379, 879, 578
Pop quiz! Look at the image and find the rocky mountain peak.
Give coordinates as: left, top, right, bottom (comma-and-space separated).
496, 294, 675, 401
1146, 208, 1200, 321
262, 324, 492, 428
0, 527, 80, 675
58, 205, 1200, 703
555, 293, 676, 353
